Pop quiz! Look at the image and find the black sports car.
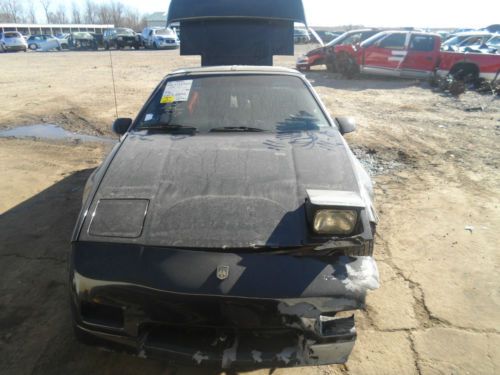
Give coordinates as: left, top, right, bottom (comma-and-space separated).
70, 65, 379, 369
70, 0, 379, 370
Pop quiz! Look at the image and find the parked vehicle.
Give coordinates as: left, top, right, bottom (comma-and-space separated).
314, 30, 341, 44
89, 32, 104, 48
334, 30, 500, 84
103, 28, 141, 50
67, 32, 98, 50
55, 33, 69, 49
294, 28, 310, 43
334, 30, 441, 78
26, 34, 61, 51
441, 31, 493, 51
141, 27, 179, 49
296, 29, 381, 71
71, 0, 379, 369
0, 31, 27, 52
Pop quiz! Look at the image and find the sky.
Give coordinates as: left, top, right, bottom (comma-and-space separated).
37, 0, 499, 29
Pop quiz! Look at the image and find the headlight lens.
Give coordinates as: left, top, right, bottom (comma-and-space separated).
313, 209, 358, 235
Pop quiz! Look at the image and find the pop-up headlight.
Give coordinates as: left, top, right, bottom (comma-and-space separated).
306, 190, 365, 236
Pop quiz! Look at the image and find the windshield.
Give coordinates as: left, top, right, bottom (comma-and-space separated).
360, 32, 386, 48
5, 32, 22, 38
442, 35, 469, 47
135, 75, 330, 133
487, 36, 500, 47
156, 29, 175, 36
116, 28, 134, 35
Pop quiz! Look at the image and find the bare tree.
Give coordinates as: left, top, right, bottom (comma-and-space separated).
54, 3, 67, 23
27, 1, 37, 23
84, 0, 95, 24
109, 0, 124, 26
1, 0, 25, 23
71, 1, 81, 24
39, 0, 51, 23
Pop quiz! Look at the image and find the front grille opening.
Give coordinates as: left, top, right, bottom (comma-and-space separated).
81, 301, 124, 329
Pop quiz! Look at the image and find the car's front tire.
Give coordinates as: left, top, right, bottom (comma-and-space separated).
29, 43, 37, 50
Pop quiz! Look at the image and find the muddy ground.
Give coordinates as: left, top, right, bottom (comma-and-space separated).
0, 46, 499, 375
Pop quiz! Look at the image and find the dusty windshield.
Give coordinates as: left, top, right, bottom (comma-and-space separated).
135, 75, 330, 133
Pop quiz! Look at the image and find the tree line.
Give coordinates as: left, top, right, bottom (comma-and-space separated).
0, 0, 147, 30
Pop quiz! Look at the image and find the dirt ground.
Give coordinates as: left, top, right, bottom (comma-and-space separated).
0, 46, 499, 375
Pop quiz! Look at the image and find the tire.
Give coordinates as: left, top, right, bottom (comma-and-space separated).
29, 43, 37, 50
153, 42, 158, 50
326, 62, 336, 73
449, 79, 466, 97
335, 52, 359, 79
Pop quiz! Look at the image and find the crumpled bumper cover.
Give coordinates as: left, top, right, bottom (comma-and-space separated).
70, 242, 379, 368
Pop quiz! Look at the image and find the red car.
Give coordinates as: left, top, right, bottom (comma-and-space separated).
334, 30, 500, 86
296, 29, 382, 71
334, 30, 442, 79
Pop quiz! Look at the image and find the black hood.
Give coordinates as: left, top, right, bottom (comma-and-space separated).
80, 130, 360, 248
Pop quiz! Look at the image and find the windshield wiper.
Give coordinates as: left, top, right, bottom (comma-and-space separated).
209, 126, 266, 133
138, 124, 198, 133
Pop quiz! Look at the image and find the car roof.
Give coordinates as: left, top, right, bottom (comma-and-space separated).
452, 31, 492, 37
169, 65, 302, 78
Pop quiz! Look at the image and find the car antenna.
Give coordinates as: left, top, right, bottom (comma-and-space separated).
108, 50, 119, 119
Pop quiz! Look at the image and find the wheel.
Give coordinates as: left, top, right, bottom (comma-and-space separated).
153, 42, 158, 50
56, 46, 62, 51
335, 52, 359, 78
326, 62, 336, 73
29, 43, 37, 50
23, 48, 27, 52
62, 43, 68, 49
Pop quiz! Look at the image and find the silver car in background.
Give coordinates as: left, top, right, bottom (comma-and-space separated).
0, 32, 28, 52
26, 34, 62, 51
142, 27, 180, 49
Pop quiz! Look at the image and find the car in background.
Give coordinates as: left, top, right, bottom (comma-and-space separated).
456, 34, 500, 54
441, 31, 493, 51
26, 34, 61, 51
141, 27, 180, 49
89, 32, 104, 48
55, 33, 69, 49
0, 31, 27, 52
296, 29, 381, 71
294, 28, 310, 43
103, 28, 141, 50
314, 30, 341, 44
67, 32, 98, 50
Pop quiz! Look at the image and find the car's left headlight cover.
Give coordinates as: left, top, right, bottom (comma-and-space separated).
313, 209, 358, 235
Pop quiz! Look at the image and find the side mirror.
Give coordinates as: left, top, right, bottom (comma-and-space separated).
336, 117, 357, 135
112, 118, 132, 135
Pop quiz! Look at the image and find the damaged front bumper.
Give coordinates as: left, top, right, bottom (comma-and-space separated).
70, 242, 379, 368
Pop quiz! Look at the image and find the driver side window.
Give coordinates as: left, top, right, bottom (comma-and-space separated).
379, 33, 406, 50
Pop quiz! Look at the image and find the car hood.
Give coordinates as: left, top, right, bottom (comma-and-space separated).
80, 130, 361, 248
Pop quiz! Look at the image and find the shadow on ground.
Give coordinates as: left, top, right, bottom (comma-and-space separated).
0, 169, 246, 375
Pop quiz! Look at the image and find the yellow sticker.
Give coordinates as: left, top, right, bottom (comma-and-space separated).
160, 95, 175, 104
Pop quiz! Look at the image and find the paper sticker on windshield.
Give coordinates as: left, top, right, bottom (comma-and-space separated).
161, 80, 193, 104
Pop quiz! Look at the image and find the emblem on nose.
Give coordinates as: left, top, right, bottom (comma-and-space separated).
216, 265, 230, 280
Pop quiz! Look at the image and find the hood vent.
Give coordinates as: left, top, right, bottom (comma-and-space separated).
167, 0, 307, 66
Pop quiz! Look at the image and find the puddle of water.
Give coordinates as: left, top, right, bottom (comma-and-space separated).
0, 124, 115, 143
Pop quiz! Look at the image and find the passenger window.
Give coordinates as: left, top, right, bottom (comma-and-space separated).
379, 34, 406, 49
409, 35, 435, 51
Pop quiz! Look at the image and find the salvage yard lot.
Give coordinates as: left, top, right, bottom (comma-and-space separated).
0, 46, 499, 374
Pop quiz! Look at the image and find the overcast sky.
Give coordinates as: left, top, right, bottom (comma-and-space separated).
39, 0, 499, 29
